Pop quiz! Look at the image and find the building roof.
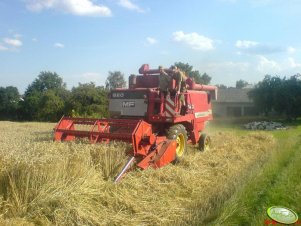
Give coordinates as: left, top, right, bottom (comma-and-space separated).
214, 88, 253, 103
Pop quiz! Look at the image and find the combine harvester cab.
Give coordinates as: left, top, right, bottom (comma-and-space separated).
54, 64, 217, 182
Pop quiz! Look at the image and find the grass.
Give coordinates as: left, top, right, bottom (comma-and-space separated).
0, 121, 278, 225
206, 122, 301, 226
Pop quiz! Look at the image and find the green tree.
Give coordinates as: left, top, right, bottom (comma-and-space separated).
69, 82, 108, 118
236, 79, 249, 89
248, 75, 279, 116
248, 74, 301, 120
174, 62, 193, 75
105, 71, 126, 90
198, 72, 212, 85
273, 75, 301, 120
0, 86, 20, 119
174, 62, 212, 85
25, 71, 66, 95
38, 90, 65, 121
22, 71, 68, 121
20, 91, 41, 120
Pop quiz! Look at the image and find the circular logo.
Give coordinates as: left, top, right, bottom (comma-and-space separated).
267, 206, 298, 224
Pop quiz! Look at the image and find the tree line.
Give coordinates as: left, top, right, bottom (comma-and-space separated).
0, 71, 126, 121
2, 63, 300, 122
249, 74, 301, 121
0, 63, 212, 122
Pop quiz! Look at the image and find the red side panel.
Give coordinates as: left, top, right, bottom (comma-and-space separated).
131, 120, 154, 156
136, 140, 176, 170
152, 140, 177, 168
186, 91, 213, 144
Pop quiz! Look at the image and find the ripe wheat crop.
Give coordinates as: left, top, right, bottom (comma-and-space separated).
0, 121, 275, 225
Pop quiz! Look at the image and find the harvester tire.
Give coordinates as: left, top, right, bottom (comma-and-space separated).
167, 124, 187, 162
198, 133, 211, 152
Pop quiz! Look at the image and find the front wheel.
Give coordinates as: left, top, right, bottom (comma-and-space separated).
167, 124, 187, 162
198, 133, 211, 152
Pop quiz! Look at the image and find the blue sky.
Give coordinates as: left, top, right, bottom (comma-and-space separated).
0, 0, 301, 93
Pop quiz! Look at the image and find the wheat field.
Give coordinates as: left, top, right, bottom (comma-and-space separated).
0, 121, 275, 225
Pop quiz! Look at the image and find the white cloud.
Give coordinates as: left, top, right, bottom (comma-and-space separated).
287, 46, 296, 54
146, 37, 157, 45
4, 38, 23, 47
32, 38, 38, 42
25, 0, 112, 17
288, 57, 301, 68
118, 0, 144, 13
236, 39, 285, 55
54, 42, 65, 48
207, 61, 250, 72
236, 40, 258, 49
0, 36, 23, 51
203, 61, 252, 87
257, 56, 280, 73
172, 31, 214, 51
0, 44, 8, 51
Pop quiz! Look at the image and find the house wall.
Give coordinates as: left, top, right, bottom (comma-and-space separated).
212, 102, 259, 117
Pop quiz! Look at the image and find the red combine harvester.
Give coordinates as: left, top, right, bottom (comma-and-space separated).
54, 64, 217, 182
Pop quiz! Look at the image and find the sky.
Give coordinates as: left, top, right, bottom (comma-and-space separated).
0, 0, 301, 93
